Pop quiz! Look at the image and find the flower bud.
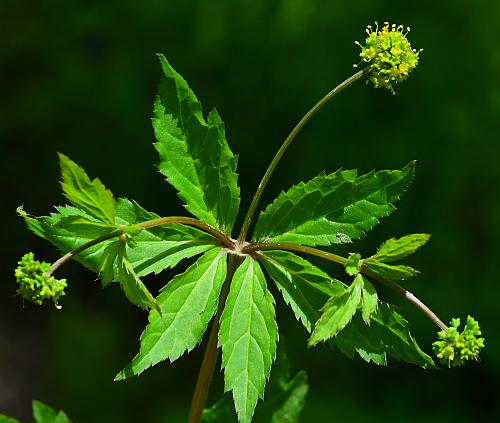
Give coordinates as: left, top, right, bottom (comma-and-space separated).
15, 252, 67, 308
432, 316, 485, 367
354, 22, 422, 94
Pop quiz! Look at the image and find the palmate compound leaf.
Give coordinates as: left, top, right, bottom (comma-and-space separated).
219, 256, 278, 423
115, 247, 227, 380
58, 153, 116, 224
257, 250, 430, 366
18, 198, 216, 279
153, 54, 240, 233
253, 162, 415, 247
259, 250, 345, 332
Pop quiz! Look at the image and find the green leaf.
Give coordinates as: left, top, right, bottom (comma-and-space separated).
98, 240, 158, 311
116, 244, 159, 311
202, 395, 238, 423
203, 345, 308, 423
219, 257, 278, 423
153, 54, 240, 232
115, 199, 216, 277
98, 241, 122, 286
365, 260, 419, 281
360, 275, 378, 324
265, 347, 308, 423
116, 248, 227, 380
32, 401, 72, 423
0, 416, 21, 423
18, 198, 215, 278
333, 313, 388, 365
259, 251, 344, 332
334, 303, 435, 368
58, 153, 116, 223
253, 162, 414, 246
18, 205, 116, 272
345, 253, 361, 276
309, 274, 363, 346
368, 234, 430, 263
270, 372, 308, 423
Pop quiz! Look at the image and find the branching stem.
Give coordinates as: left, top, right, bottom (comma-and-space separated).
237, 66, 371, 244
243, 242, 448, 331
48, 216, 233, 276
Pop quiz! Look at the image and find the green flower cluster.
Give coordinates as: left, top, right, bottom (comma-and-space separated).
15, 252, 67, 308
432, 316, 485, 367
355, 21, 422, 94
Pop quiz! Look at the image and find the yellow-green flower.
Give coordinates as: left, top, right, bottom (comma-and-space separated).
354, 21, 422, 94
15, 252, 67, 308
432, 316, 485, 367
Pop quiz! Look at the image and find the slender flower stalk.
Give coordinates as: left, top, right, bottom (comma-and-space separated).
237, 66, 371, 244
46, 216, 233, 277
243, 242, 448, 331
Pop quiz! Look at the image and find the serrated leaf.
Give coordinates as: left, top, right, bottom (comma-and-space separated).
334, 303, 435, 368
333, 313, 388, 365
58, 153, 116, 223
204, 345, 308, 423
260, 251, 344, 332
98, 241, 122, 286
253, 162, 414, 246
368, 234, 430, 263
116, 245, 159, 311
115, 198, 216, 276
98, 240, 158, 310
18, 198, 216, 277
32, 401, 72, 423
116, 248, 227, 380
365, 260, 419, 281
18, 205, 116, 272
360, 275, 378, 324
219, 257, 278, 423
309, 274, 363, 346
345, 253, 361, 276
153, 54, 240, 232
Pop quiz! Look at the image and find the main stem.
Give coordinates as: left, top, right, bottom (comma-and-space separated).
237, 66, 371, 244
188, 254, 240, 423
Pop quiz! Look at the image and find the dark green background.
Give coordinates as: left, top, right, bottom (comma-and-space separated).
1, 0, 499, 421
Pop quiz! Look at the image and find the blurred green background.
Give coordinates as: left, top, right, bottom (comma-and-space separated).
1, 0, 499, 421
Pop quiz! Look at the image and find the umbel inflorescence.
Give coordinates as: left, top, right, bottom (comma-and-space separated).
433, 316, 485, 367
355, 21, 422, 94
15, 252, 67, 308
